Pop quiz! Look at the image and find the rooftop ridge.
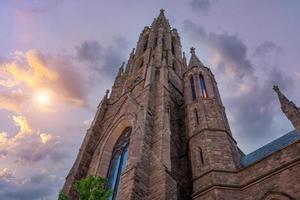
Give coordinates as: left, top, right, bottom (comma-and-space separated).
241, 130, 300, 167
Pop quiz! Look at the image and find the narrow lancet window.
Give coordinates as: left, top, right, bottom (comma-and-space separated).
195, 109, 199, 125
106, 128, 131, 200
171, 40, 175, 55
199, 147, 204, 165
199, 74, 208, 98
139, 60, 144, 68
172, 62, 176, 72
190, 76, 196, 100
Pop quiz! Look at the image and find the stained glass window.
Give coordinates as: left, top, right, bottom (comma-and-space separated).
199, 74, 208, 98
106, 128, 131, 200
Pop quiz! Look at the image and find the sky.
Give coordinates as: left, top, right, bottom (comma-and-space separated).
0, 0, 300, 199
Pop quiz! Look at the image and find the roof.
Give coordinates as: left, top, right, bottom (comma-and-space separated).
188, 47, 205, 68
241, 130, 300, 167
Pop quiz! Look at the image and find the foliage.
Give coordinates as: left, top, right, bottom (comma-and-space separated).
58, 190, 69, 200
74, 175, 113, 200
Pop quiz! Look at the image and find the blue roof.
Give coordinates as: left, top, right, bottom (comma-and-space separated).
241, 130, 299, 167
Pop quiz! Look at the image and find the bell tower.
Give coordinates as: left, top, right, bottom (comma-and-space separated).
63, 9, 191, 200
183, 48, 242, 198
63, 9, 300, 200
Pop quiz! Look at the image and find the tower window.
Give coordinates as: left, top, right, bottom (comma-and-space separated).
194, 109, 199, 125
171, 40, 175, 55
199, 74, 208, 98
172, 62, 176, 72
198, 147, 204, 165
139, 60, 144, 68
190, 76, 196, 100
106, 128, 131, 200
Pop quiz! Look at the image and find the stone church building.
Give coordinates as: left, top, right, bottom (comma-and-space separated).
63, 10, 300, 200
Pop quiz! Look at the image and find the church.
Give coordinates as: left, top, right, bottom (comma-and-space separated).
63, 10, 300, 200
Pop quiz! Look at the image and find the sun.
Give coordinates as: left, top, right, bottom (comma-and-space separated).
34, 89, 52, 106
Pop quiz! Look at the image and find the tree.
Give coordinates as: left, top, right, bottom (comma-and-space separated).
58, 190, 69, 200
74, 175, 113, 200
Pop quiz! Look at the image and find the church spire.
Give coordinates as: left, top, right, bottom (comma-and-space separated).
273, 85, 300, 135
273, 85, 292, 107
188, 47, 204, 68
151, 9, 171, 30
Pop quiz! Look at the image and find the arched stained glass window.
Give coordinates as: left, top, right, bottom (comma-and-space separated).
106, 128, 131, 200
199, 74, 208, 98
190, 76, 196, 100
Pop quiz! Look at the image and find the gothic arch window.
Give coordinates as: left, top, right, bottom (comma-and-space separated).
190, 76, 196, 100
199, 74, 208, 98
106, 128, 131, 200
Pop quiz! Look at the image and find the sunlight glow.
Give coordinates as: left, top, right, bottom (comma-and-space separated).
34, 89, 53, 107
37, 92, 50, 104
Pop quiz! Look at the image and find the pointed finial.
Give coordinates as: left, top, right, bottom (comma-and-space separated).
97, 89, 109, 108
190, 47, 196, 55
129, 48, 135, 59
151, 9, 171, 30
188, 47, 205, 68
117, 62, 125, 77
183, 51, 186, 59
131, 48, 135, 55
119, 61, 125, 72
273, 85, 280, 93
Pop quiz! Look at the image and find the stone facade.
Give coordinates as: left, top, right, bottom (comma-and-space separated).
63, 10, 300, 200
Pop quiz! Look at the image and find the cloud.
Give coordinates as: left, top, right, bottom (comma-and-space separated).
76, 40, 103, 64
189, 0, 218, 13
253, 41, 283, 58
0, 88, 30, 112
76, 37, 131, 76
183, 20, 254, 83
0, 115, 67, 164
14, 137, 67, 164
183, 20, 294, 152
13, 115, 33, 139
295, 72, 300, 80
15, 0, 63, 17
0, 168, 14, 179
0, 170, 59, 200
0, 50, 88, 112
0, 150, 8, 158
40, 133, 52, 144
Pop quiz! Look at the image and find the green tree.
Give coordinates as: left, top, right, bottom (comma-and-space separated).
74, 175, 113, 200
58, 190, 69, 200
